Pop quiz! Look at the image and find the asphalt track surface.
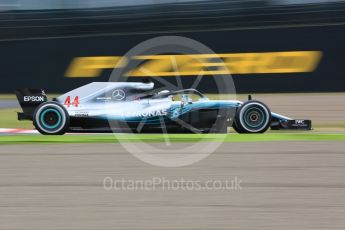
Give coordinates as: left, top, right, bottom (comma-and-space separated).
1, 141, 345, 229
0, 100, 19, 108
1, 93, 344, 229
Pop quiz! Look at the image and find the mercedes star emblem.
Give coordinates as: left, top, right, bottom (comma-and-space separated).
112, 89, 126, 100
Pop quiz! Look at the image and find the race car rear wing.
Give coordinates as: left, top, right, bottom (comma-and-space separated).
15, 89, 47, 120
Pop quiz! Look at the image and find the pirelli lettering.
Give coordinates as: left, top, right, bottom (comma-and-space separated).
65, 56, 126, 78
65, 51, 322, 78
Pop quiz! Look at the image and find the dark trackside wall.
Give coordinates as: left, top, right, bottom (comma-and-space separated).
1, 24, 345, 93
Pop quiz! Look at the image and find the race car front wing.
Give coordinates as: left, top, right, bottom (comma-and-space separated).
270, 112, 312, 130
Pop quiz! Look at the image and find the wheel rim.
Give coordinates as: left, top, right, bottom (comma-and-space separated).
243, 107, 265, 129
239, 103, 269, 132
40, 108, 62, 129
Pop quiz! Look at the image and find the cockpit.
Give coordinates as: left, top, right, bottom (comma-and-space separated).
151, 89, 208, 103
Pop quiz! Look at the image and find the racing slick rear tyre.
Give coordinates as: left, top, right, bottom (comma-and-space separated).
33, 102, 69, 135
234, 100, 271, 134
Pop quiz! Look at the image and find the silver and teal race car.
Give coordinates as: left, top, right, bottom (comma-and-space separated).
15, 82, 311, 135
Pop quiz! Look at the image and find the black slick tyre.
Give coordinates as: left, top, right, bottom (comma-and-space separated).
33, 102, 69, 135
234, 100, 271, 134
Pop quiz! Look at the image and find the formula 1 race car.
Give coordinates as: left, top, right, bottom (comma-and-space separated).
15, 82, 312, 135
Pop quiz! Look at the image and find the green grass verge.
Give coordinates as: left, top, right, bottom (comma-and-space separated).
0, 108, 33, 129
1, 133, 345, 144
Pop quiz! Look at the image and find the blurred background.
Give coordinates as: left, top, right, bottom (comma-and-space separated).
0, 0, 345, 93
0, 0, 344, 129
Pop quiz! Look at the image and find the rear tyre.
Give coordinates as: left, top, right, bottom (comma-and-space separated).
234, 100, 271, 134
33, 102, 69, 135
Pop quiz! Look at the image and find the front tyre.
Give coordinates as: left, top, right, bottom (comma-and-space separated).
234, 100, 271, 133
33, 102, 69, 135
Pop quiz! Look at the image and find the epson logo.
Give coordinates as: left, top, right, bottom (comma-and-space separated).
23, 96, 45, 102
